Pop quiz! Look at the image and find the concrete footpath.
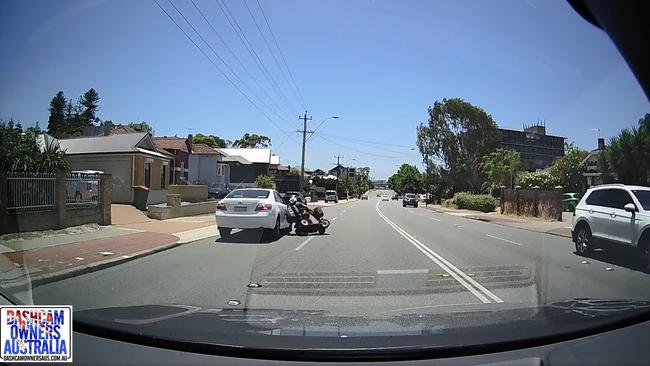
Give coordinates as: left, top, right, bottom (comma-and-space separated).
424, 204, 573, 238
0, 205, 217, 287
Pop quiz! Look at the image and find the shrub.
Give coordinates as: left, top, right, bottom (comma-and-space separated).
452, 192, 496, 212
255, 175, 275, 188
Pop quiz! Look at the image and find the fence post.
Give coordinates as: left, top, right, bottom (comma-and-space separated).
55, 172, 67, 229
555, 186, 564, 221
0, 170, 7, 234
532, 186, 540, 218
514, 186, 521, 216
99, 174, 112, 225
500, 185, 506, 214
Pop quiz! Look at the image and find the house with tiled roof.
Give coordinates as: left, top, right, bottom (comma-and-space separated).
153, 136, 191, 184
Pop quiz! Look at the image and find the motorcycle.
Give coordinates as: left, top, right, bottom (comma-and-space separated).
286, 198, 330, 235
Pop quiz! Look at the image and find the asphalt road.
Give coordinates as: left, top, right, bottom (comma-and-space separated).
24, 190, 650, 318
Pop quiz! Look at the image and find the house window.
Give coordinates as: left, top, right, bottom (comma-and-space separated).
160, 165, 166, 189
217, 164, 224, 176
144, 162, 152, 188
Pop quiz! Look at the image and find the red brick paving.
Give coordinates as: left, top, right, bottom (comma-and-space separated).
4, 231, 178, 276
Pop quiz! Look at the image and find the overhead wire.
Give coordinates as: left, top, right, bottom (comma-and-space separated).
243, 0, 305, 111
189, 0, 291, 122
153, 0, 298, 144
315, 134, 420, 160
256, 0, 307, 108
215, 0, 300, 117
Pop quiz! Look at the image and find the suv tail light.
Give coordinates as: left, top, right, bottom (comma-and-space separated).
216, 202, 227, 211
255, 203, 272, 211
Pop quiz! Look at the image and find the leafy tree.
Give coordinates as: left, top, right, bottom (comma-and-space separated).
354, 166, 371, 195
417, 98, 500, 193
517, 171, 560, 190
47, 91, 67, 137
39, 136, 69, 173
480, 149, 521, 192
255, 174, 275, 188
600, 113, 650, 185
232, 133, 271, 148
547, 148, 589, 192
79, 88, 100, 126
126, 121, 153, 133
194, 133, 228, 148
388, 164, 424, 194
0, 120, 68, 173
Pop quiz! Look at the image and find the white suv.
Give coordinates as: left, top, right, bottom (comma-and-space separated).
572, 184, 650, 271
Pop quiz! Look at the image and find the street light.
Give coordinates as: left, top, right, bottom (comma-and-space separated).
306, 116, 339, 141
299, 114, 340, 194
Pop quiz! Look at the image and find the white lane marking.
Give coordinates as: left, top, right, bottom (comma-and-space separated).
377, 269, 428, 274
331, 217, 338, 221
486, 234, 522, 246
375, 201, 503, 304
430, 217, 441, 221
294, 236, 315, 251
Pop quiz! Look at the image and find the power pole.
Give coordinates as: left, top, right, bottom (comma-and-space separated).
333, 154, 343, 193
298, 111, 312, 193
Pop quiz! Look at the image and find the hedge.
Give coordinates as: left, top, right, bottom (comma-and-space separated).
452, 192, 496, 213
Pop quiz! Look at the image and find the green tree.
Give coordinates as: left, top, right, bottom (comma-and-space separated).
480, 148, 521, 192
600, 113, 650, 185
232, 133, 271, 148
548, 147, 589, 192
417, 98, 500, 193
80, 88, 100, 126
0, 120, 67, 173
194, 133, 228, 148
255, 174, 275, 188
389, 164, 424, 194
517, 171, 560, 190
47, 91, 67, 137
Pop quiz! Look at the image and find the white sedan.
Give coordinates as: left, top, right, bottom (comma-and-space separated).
381, 195, 390, 201
215, 188, 291, 240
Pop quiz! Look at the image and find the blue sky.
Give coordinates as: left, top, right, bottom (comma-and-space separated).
1, 0, 648, 179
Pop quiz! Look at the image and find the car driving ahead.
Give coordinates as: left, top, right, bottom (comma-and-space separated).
215, 188, 291, 241
403, 193, 418, 207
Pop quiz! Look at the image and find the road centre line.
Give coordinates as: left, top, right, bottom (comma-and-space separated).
375, 201, 503, 304
486, 234, 522, 246
430, 217, 441, 221
294, 236, 315, 251
331, 217, 338, 221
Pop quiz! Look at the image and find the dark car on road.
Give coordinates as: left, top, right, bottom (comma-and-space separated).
402, 193, 418, 207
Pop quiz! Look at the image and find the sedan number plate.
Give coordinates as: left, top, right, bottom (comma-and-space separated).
234, 206, 247, 212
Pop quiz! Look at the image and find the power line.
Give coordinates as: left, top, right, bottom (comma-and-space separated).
166, 0, 290, 127
256, 0, 306, 108
316, 134, 420, 160
215, 0, 300, 117
244, 0, 305, 110
153, 0, 297, 144
315, 131, 415, 148
189, 0, 291, 122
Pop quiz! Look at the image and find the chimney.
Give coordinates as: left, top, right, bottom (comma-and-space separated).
187, 134, 193, 152
597, 137, 605, 150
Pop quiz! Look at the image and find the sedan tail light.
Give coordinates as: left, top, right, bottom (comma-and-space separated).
216, 202, 227, 211
255, 203, 272, 211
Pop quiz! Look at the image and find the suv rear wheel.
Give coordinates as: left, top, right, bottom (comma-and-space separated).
638, 233, 650, 273
574, 223, 593, 255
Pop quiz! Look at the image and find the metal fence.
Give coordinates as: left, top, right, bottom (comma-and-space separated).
6, 173, 56, 213
66, 173, 100, 207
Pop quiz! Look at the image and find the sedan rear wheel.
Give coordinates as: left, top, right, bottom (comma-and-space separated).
263, 216, 280, 242
639, 238, 650, 273
218, 228, 231, 238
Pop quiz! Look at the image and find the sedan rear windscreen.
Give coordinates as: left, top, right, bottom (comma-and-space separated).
226, 190, 270, 199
